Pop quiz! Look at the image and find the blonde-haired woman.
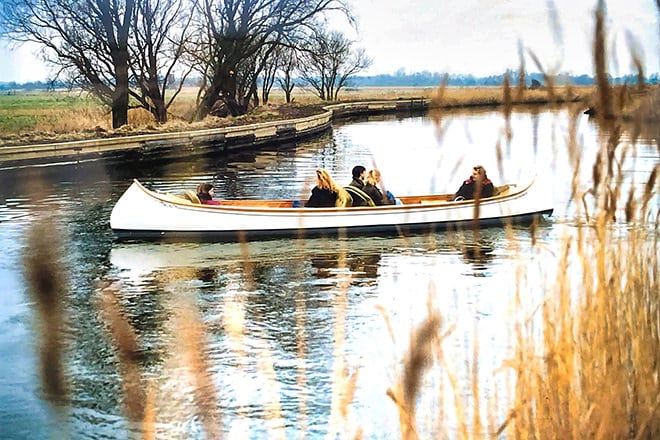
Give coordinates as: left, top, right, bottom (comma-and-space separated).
363, 169, 385, 205
364, 169, 396, 205
305, 168, 352, 207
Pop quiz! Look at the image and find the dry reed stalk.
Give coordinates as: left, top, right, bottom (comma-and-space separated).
516, 41, 526, 102
256, 347, 286, 440
503, 75, 513, 145
294, 298, 309, 438
23, 218, 69, 406
221, 237, 253, 436
470, 318, 482, 438
385, 292, 451, 440
528, 50, 557, 104
143, 378, 156, 440
169, 288, 222, 439
96, 282, 146, 422
326, 232, 362, 439
231, 235, 288, 437
594, 0, 613, 120
567, 106, 583, 206
429, 75, 450, 143
508, 97, 659, 440
291, 239, 310, 438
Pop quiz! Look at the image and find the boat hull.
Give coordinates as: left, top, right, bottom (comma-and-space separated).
110, 179, 553, 241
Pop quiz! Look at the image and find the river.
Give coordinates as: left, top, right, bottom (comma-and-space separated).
0, 105, 657, 439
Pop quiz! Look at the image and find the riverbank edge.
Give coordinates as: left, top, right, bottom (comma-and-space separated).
0, 96, 580, 166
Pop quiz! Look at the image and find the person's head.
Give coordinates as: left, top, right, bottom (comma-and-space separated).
197, 182, 215, 196
352, 165, 366, 181
365, 169, 381, 186
315, 168, 336, 190
472, 165, 487, 181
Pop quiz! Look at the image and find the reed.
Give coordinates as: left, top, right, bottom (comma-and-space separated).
384, 2, 659, 438
23, 217, 69, 407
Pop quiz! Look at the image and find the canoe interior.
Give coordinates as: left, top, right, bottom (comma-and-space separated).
154, 184, 512, 208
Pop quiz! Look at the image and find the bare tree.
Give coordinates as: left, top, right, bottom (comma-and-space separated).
130, 0, 197, 123
0, 0, 196, 127
277, 46, 298, 103
192, 0, 350, 119
0, 0, 136, 128
298, 29, 371, 101
260, 45, 282, 104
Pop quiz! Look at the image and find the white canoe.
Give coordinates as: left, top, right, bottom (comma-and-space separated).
110, 179, 553, 240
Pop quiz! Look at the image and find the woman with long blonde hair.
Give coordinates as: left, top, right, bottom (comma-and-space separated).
305, 168, 352, 207
363, 169, 386, 205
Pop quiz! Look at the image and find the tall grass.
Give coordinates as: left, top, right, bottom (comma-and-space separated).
397, 4, 658, 440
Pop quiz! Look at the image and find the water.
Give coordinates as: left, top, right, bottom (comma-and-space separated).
0, 106, 657, 439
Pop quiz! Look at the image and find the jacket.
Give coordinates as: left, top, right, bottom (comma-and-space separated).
363, 183, 385, 205
305, 187, 338, 207
454, 177, 495, 200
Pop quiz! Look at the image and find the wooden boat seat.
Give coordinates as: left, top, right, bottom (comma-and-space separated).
182, 190, 201, 204
494, 184, 510, 196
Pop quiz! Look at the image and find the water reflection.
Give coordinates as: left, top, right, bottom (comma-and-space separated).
95, 230, 513, 437
309, 253, 381, 285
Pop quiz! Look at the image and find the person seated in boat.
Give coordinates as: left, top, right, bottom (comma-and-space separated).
305, 168, 352, 207
363, 169, 395, 205
196, 182, 221, 205
348, 165, 366, 190
346, 165, 374, 206
453, 165, 495, 201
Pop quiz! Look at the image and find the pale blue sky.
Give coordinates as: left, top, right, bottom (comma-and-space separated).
1, 0, 658, 82
333, 0, 659, 77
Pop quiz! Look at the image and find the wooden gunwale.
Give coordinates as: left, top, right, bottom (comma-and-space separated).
134, 180, 523, 214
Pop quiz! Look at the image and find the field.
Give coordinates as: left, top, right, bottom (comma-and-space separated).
0, 85, 596, 147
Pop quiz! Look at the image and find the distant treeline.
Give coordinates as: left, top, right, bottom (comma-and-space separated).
347, 71, 660, 87
2, 71, 658, 92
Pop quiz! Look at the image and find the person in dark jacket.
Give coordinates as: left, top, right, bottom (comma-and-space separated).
363, 169, 394, 205
305, 168, 352, 207
347, 165, 372, 206
348, 165, 366, 190
453, 165, 495, 201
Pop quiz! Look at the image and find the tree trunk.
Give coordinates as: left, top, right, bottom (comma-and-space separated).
198, 81, 222, 120
144, 77, 167, 123
198, 67, 240, 119
111, 49, 130, 128
151, 96, 167, 124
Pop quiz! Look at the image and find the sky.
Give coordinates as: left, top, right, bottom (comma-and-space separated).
0, 0, 658, 82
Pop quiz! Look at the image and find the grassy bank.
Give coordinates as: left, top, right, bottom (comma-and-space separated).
0, 85, 590, 147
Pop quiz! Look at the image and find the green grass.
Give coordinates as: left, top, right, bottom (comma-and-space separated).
0, 90, 100, 110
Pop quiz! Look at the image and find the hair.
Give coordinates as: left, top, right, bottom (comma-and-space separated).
472, 165, 488, 179
315, 168, 336, 191
352, 165, 366, 179
316, 168, 352, 207
196, 183, 214, 195
365, 169, 382, 186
